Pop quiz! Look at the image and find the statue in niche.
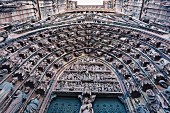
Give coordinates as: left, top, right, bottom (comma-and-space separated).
56, 81, 63, 90
0, 69, 8, 77
78, 93, 96, 113
158, 80, 168, 88
24, 94, 41, 113
0, 77, 18, 104
134, 99, 150, 113
146, 89, 161, 112
157, 93, 170, 112
5, 87, 30, 113
125, 77, 136, 91
163, 86, 170, 102
136, 103, 150, 113
146, 64, 156, 74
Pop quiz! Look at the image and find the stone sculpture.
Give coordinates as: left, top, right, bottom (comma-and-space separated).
0, 77, 18, 104
83, 70, 92, 81
158, 80, 168, 88
78, 93, 96, 113
146, 89, 161, 112
163, 86, 170, 102
24, 94, 41, 113
5, 87, 29, 113
0, 69, 8, 77
135, 99, 150, 113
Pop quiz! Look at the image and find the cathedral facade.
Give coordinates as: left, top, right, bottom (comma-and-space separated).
0, 0, 170, 113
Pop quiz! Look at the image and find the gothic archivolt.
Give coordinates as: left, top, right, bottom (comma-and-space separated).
0, 13, 170, 113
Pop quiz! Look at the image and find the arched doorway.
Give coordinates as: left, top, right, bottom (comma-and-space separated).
46, 56, 127, 113
47, 97, 127, 113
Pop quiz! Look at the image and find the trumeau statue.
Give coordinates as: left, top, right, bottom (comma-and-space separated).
5, 87, 30, 113
0, 77, 18, 104
78, 93, 96, 113
24, 94, 41, 113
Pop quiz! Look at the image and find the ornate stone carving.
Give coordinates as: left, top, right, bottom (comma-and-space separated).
78, 93, 96, 113
54, 57, 122, 94
146, 89, 161, 112
0, 69, 8, 77
82, 70, 93, 81
6, 87, 30, 113
163, 86, 170, 102
158, 80, 168, 88
0, 77, 18, 104
141, 79, 153, 92
24, 94, 41, 113
135, 100, 149, 113
0, 13, 170, 113
164, 63, 170, 75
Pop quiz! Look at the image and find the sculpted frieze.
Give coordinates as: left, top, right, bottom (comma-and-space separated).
55, 57, 122, 94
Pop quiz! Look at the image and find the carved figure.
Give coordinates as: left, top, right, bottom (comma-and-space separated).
0, 69, 8, 77
146, 89, 161, 112
135, 99, 149, 113
158, 80, 168, 88
0, 77, 18, 104
126, 77, 136, 91
24, 94, 41, 113
78, 93, 96, 113
84, 83, 92, 95
163, 86, 170, 102
5, 88, 28, 113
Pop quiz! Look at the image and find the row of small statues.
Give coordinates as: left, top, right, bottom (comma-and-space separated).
124, 73, 170, 112
0, 26, 168, 79
60, 71, 114, 81
136, 89, 170, 113
0, 77, 40, 113
79, 57, 97, 63
68, 64, 109, 71
56, 81, 121, 93
78, 89, 169, 113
